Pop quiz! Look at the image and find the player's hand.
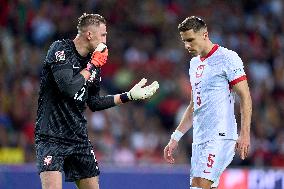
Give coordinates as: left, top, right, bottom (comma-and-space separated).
235, 134, 250, 160
127, 78, 159, 100
164, 139, 178, 164
91, 43, 108, 67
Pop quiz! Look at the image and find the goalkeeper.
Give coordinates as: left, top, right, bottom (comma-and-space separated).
35, 13, 159, 189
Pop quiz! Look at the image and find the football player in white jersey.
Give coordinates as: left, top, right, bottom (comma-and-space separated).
163, 16, 252, 189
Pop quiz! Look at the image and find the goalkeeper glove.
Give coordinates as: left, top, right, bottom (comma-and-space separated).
91, 43, 108, 67
120, 78, 159, 103
127, 78, 159, 100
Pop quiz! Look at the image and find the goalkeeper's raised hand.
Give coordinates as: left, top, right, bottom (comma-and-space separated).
91, 43, 108, 67
85, 43, 108, 81
127, 78, 159, 100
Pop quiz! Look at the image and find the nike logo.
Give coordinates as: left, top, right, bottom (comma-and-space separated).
195, 81, 201, 86
203, 170, 211, 174
73, 65, 80, 69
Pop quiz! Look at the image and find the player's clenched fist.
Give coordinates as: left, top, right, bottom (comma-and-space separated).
91, 43, 108, 67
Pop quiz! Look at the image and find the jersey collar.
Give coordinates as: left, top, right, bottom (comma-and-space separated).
200, 44, 219, 62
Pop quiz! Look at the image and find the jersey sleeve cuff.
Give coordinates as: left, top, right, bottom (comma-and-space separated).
229, 75, 247, 89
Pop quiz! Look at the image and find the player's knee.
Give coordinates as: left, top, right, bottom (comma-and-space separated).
41, 181, 61, 189
191, 177, 206, 186
40, 171, 62, 189
191, 177, 213, 189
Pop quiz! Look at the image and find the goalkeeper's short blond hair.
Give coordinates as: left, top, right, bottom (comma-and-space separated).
77, 13, 106, 34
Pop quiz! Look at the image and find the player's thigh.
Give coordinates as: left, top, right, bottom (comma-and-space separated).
210, 140, 235, 188
63, 150, 100, 183
75, 176, 100, 189
40, 171, 62, 189
190, 140, 235, 187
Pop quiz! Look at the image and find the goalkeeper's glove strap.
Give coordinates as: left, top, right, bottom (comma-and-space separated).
86, 63, 96, 73
120, 93, 130, 103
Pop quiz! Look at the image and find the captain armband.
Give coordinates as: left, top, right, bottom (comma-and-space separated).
170, 130, 184, 142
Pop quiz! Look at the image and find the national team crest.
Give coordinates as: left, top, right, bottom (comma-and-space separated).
55, 51, 65, 62
196, 65, 206, 78
43, 156, 52, 166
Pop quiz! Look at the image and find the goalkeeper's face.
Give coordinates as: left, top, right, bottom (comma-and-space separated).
180, 29, 207, 57
87, 23, 107, 52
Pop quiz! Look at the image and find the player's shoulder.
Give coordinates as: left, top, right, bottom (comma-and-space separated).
45, 39, 73, 64
217, 46, 242, 67
49, 39, 72, 51
218, 46, 240, 60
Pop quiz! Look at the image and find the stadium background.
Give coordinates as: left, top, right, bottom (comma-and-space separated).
0, 0, 283, 188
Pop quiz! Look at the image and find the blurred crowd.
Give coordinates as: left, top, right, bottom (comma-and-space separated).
0, 0, 283, 167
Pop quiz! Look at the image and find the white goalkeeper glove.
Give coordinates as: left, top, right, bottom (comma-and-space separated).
127, 78, 159, 100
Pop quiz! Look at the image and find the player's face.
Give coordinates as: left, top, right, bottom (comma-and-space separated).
180, 29, 206, 57
87, 23, 107, 52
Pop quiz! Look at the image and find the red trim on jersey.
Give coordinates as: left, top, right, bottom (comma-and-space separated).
229, 75, 247, 89
200, 44, 219, 61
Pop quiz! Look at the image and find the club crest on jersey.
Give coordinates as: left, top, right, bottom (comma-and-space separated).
196, 65, 206, 78
43, 155, 52, 166
55, 51, 65, 62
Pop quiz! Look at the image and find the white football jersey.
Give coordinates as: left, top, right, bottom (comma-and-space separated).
189, 45, 247, 144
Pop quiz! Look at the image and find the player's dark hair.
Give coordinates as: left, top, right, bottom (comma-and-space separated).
178, 16, 207, 32
77, 13, 106, 33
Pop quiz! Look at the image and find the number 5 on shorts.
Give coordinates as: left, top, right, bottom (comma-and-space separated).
207, 154, 215, 168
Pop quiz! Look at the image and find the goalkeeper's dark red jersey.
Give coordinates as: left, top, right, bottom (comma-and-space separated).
35, 39, 115, 144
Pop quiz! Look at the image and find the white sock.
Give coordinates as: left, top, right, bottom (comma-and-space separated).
190, 187, 203, 189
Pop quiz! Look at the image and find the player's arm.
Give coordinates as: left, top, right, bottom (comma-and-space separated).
164, 91, 193, 163
225, 51, 252, 160
87, 78, 159, 111
86, 76, 115, 111
173, 94, 194, 138
50, 42, 108, 98
52, 67, 93, 98
47, 41, 87, 98
232, 79, 252, 160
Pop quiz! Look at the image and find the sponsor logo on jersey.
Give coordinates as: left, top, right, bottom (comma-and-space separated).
55, 51, 65, 62
219, 133, 226, 136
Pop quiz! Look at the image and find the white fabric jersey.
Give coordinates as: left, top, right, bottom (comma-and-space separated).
189, 45, 247, 144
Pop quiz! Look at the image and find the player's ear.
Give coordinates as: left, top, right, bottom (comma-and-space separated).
86, 31, 92, 40
203, 31, 208, 40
